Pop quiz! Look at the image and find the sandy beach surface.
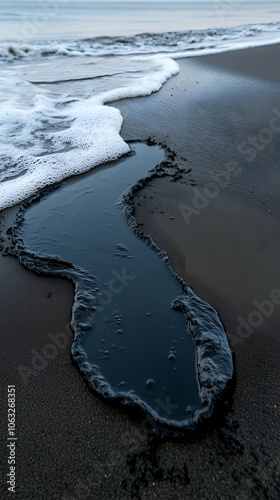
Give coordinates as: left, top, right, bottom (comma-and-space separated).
1, 44, 280, 499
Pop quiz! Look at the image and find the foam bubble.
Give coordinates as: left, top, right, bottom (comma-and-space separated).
0, 23, 280, 62
0, 96, 129, 210
1, 22, 280, 210
0, 55, 179, 211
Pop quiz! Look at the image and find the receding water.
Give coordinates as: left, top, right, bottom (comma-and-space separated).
14, 143, 233, 428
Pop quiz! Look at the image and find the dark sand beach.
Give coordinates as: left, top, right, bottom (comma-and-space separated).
1, 44, 280, 499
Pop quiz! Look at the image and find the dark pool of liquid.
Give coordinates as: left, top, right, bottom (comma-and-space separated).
14, 143, 233, 428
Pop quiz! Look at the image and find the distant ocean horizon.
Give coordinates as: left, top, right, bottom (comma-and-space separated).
0, 0, 280, 41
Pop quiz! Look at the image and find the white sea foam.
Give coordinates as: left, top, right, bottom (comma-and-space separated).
0, 23, 280, 62
0, 23, 280, 210
0, 55, 179, 210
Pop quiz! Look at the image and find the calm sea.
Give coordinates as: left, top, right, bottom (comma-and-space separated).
0, 0, 280, 41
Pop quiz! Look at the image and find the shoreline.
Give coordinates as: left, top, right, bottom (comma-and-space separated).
116, 42, 280, 493
1, 142, 234, 433
1, 43, 280, 498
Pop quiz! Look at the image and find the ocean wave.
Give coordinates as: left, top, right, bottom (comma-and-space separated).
1, 22, 280, 62
0, 56, 179, 211
1, 21, 280, 212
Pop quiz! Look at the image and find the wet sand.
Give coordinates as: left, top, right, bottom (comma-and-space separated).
1, 44, 280, 498
116, 43, 280, 496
